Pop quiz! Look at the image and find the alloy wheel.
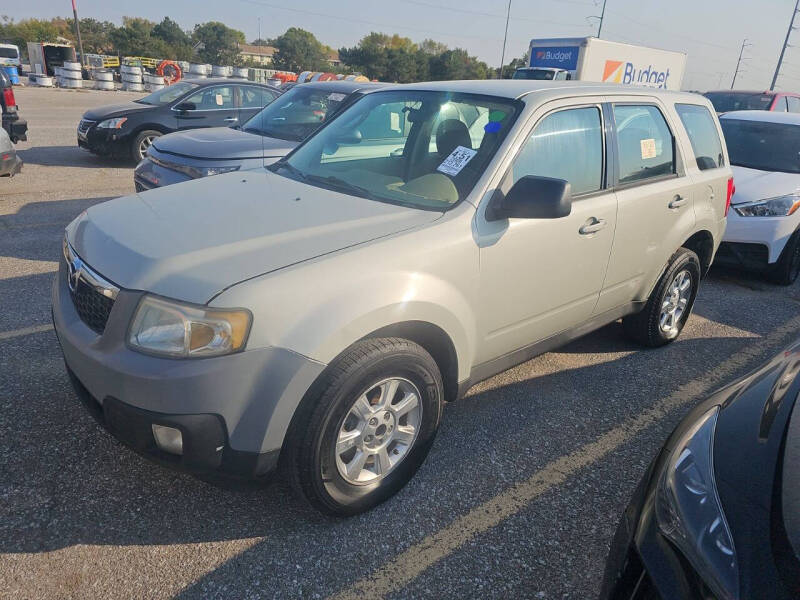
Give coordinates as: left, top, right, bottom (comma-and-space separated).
334, 377, 422, 485
659, 269, 692, 338
137, 134, 158, 159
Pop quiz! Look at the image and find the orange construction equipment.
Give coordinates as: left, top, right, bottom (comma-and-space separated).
156, 60, 182, 84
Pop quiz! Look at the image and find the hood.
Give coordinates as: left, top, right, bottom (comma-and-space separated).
731, 165, 800, 205
83, 101, 156, 121
66, 170, 441, 304
151, 127, 297, 160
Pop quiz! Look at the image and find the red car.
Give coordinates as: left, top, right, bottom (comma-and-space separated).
704, 89, 800, 114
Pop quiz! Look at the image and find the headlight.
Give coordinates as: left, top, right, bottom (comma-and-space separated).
128, 295, 251, 358
656, 406, 739, 600
194, 165, 240, 178
97, 117, 128, 129
734, 193, 800, 217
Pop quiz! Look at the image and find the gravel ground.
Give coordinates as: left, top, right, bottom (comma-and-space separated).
1, 86, 799, 600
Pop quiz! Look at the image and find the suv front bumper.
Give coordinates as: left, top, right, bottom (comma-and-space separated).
52, 257, 326, 482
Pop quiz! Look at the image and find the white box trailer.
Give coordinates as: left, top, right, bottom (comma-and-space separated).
513, 37, 687, 91
26, 42, 77, 76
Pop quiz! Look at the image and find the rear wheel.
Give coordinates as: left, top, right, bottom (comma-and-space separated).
767, 230, 800, 286
131, 130, 161, 163
285, 338, 443, 516
623, 248, 701, 347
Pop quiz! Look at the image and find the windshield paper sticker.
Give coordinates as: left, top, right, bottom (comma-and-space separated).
327, 93, 346, 102
640, 138, 657, 160
437, 146, 477, 176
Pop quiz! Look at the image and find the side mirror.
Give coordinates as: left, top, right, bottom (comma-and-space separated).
174, 101, 196, 112
487, 175, 572, 221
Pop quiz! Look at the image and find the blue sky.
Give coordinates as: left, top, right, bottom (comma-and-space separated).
5, 0, 799, 90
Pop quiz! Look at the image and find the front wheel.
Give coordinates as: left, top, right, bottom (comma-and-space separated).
768, 230, 800, 286
131, 129, 161, 163
623, 248, 701, 347
285, 338, 443, 516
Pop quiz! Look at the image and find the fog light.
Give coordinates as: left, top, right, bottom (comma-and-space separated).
152, 424, 183, 455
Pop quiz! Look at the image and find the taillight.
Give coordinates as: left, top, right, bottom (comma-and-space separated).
2, 87, 15, 110
725, 177, 735, 217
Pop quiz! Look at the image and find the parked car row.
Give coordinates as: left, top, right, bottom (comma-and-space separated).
58, 79, 799, 598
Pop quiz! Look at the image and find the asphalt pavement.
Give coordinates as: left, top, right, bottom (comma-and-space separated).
1, 86, 799, 600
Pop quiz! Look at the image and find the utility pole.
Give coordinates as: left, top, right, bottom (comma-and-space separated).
596, 0, 608, 38
498, 0, 511, 79
731, 38, 751, 89
71, 0, 86, 67
772, 0, 800, 90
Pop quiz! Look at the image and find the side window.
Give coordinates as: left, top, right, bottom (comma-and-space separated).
775, 96, 789, 112
613, 104, 675, 184
675, 103, 725, 171
511, 106, 604, 195
183, 86, 235, 110
240, 86, 276, 109
788, 96, 800, 113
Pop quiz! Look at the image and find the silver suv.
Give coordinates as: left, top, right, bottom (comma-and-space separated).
53, 81, 732, 515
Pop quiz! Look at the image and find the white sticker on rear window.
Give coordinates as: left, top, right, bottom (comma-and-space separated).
640, 138, 657, 159
215, 93, 224, 106
327, 92, 346, 102
437, 145, 477, 177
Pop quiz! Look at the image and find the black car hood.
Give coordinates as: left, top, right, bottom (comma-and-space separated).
83, 101, 157, 120
151, 126, 297, 160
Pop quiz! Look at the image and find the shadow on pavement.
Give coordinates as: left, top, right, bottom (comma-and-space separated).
16, 146, 133, 169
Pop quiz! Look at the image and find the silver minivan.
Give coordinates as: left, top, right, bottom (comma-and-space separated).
53, 81, 732, 515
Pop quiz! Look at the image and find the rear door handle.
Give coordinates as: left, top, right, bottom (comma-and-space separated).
669, 195, 688, 209
579, 218, 607, 235
224, 117, 238, 123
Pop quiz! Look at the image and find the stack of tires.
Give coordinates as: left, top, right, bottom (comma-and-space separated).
34, 74, 54, 87
177, 61, 190, 74
211, 65, 232, 77
60, 61, 83, 89
143, 73, 165, 92
188, 63, 211, 79
92, 70, 115, 91
121, 64, 143, 92
232, 66, 249, 79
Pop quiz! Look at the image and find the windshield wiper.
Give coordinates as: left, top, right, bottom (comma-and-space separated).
304, 174, 379, 200
274, 161, 308, 181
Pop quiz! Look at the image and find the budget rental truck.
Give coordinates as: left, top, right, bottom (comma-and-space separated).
513, 37, 687, 91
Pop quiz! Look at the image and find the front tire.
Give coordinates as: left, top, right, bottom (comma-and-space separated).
285, 338, 444, 516
623, 248, 701, 347
768, 229, 800, 286
131, 129, 161, 163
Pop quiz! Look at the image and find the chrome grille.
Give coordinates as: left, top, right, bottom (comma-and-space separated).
78, 119, 95, 134
63, 239, 119, 335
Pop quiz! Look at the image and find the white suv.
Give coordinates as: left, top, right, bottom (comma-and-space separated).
53, 81, 732, 515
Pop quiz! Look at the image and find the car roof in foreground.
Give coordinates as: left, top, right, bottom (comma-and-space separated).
391, 79, 705, 103
294, 80, 387, 93
720, 110, 800, 124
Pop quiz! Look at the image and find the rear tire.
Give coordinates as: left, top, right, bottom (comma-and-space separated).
623, 248, 701, 347
767, 230, 800, 286
131, 129, 161, 163
284, 337, 444, 516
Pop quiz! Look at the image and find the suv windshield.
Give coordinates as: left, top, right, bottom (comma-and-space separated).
0, 47, 18, 59
704, 91, 774, 113
243, 86, 353, 142
135, 81, 198, 106
271, 90, 520, 210
721, 119, 800, 173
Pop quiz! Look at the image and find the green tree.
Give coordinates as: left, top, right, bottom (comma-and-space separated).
429, 48, 490, 80
64, 18, 117, 54
271, 27, 328, 72
109, 17, 170, 57
498, 51, 529, 78
192, 21, 245, 65
152, 17, 193, 60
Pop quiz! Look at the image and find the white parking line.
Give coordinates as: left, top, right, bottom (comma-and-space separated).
329, 313, 800, 600
0, 323, 53, 341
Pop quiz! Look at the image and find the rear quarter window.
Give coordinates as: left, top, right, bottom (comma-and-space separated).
613, 104, 675, 184
675, 104, 725, 171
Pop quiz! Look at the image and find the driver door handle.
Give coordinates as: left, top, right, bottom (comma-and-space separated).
579, 218, 607, 235
224, 117, 239, 123
669, 195, 688, 209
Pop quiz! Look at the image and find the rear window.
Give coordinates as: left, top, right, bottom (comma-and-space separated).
675, 104, 725, 170
0, 47, 18, 59
720, 118, 800, 173
613, 104, 675, 184
704, 91, 773, 113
